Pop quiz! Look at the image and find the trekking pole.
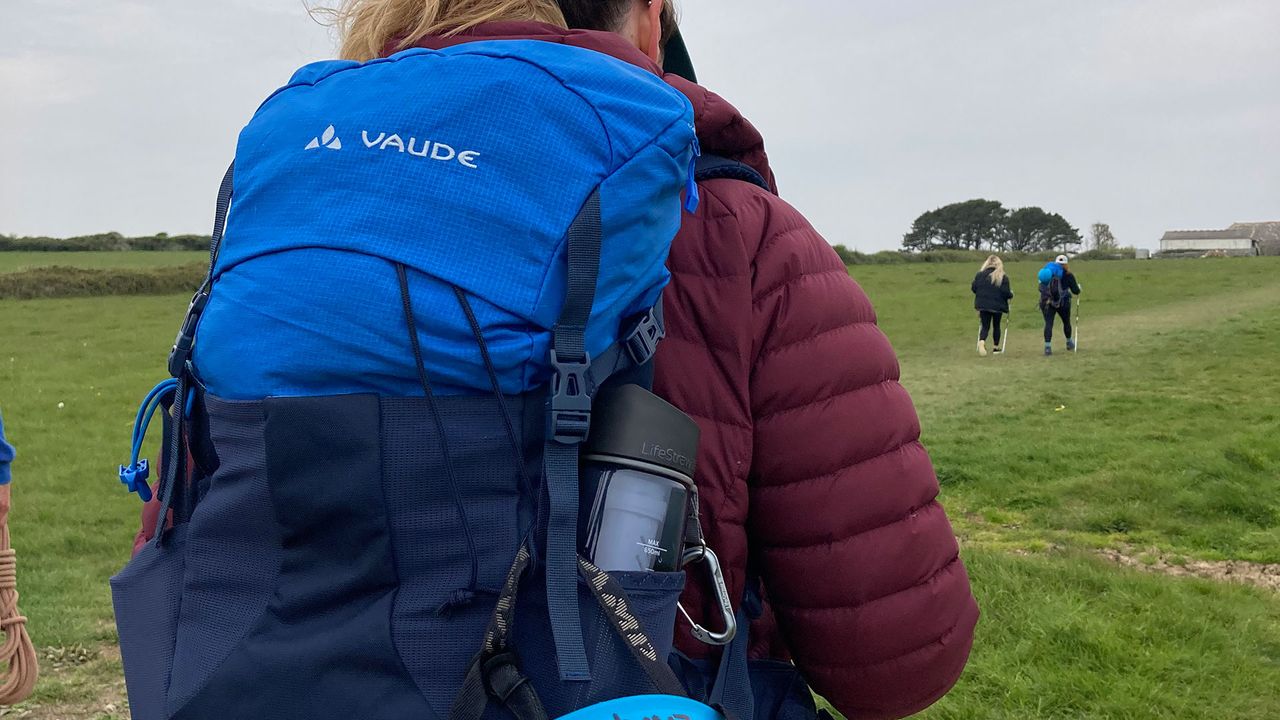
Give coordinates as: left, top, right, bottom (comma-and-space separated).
1002, 310, 1011, 355
1073, 297, 1081, 353
0, 484, 38, 705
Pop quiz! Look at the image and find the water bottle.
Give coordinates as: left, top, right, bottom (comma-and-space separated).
579, 385, 699, 573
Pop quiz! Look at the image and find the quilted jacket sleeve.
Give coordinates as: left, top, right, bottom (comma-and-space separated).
744, 193, 979, 719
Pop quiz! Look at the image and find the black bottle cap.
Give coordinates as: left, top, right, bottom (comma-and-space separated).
585, 385, 699, 480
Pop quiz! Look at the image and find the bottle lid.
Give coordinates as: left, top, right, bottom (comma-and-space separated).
585, 385, 699, 481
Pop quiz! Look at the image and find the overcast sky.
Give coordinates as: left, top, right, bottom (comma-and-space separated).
2, 1, 1277, 251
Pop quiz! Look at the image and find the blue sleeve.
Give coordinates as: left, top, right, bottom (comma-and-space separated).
0, 411, 13, 486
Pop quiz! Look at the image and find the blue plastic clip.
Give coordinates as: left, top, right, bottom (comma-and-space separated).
118, 459, 154, 502
684, 135, 702, 214
117, 378, 178, 502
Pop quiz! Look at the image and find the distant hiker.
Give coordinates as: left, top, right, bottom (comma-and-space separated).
1040, 254, 1082, 355
972, 254, 1013, 356
555, 4, 978, 719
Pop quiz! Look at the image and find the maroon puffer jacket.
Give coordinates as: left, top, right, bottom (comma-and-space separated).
657, 75, 979, 718
138, 22, 978, 720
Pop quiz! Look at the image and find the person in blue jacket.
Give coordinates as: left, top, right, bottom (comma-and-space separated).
0, 410, 14, 486
1039, 254, 1082, 355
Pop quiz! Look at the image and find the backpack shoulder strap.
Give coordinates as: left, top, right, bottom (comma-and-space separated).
695, 154, 771, 193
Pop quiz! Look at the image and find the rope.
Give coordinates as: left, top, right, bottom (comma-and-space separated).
0, 485, 37, 705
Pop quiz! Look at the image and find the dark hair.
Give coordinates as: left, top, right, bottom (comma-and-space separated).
557, 0, 678, 47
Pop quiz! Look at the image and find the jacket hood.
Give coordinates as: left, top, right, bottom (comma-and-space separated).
404, 22, 774, 189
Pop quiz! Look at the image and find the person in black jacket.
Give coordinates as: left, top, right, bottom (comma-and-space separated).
972, 255, 1013, 356
1040, 254, 1083, 355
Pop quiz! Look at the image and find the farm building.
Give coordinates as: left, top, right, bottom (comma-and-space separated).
1158, 221, 1280, 257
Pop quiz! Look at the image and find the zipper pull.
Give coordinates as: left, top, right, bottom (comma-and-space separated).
684, 135, 702, 214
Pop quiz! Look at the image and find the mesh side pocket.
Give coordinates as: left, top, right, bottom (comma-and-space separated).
513, 569, 686, 716
608, 569, 686, 662
111, 525, 190, 720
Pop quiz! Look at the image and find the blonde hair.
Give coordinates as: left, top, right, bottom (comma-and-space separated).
316, 0, 569, 62
980, 254, 1005, 286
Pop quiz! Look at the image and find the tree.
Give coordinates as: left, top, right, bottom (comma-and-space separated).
1090, 222, 1117, 251
1004, 207, 1054, 252
1042, 213, 1083, 252
903, 199, 1008, 251
999, 207, 1082, 253
902, 200, 1082, 253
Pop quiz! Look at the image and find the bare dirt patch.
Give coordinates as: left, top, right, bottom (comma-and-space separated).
1099, 548, 1280, 593
1, 644, 128, 720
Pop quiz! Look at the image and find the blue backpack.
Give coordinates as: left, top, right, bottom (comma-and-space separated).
110, 41, 747, 720
1037, 263, 1066, 308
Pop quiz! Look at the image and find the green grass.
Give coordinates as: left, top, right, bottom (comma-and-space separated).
1, 255, 1278, 717
0, 251, 206, 273
917, 548, 1280, 720
1, 295, 182, 715
848, 259, 1280, 564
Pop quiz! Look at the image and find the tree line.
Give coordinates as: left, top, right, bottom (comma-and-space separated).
903, 199, 1115, 254
0, 232, 209, 252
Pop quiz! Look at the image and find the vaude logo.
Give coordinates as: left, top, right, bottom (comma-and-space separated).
304, 124, 480, 170
305, 125, 342, 151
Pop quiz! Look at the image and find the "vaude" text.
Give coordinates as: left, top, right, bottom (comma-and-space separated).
361, 131, 481, 170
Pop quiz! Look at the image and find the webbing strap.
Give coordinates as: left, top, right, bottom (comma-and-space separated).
207, 162, 235, 274
544, 190, 603, 681
693, 155, 770, 193
167, 162, 233, 378
582, 305, 664, 386
706, 580, 760, 720
451, 545, 547, 720
155, 163, 234, 542
551, 190, 602, 363
543, 438, 587, 681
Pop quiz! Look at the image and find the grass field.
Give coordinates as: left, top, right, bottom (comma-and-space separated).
0, 254, 1277, 718
0, 251, 206, 274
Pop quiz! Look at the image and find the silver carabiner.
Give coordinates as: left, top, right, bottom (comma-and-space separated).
677, 544, 738, 646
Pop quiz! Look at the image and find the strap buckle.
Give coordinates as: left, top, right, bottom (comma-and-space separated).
548, 350, 593, 444
623, 308, 666, 366
168, 285, 210, 377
